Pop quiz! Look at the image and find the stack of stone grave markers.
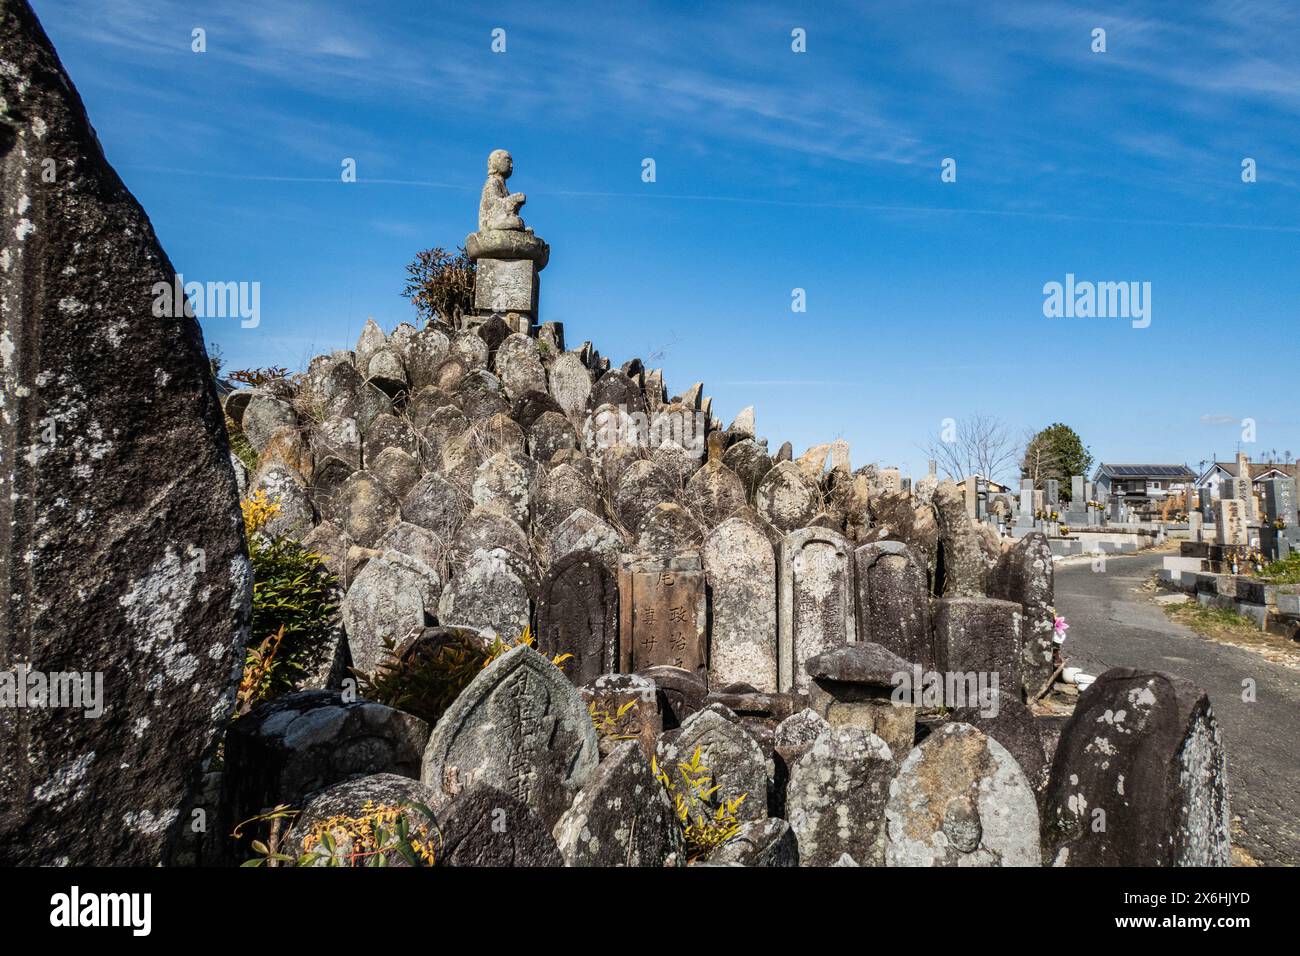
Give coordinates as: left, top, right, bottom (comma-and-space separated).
0, 0, 1230, 865
214, 150, 1231, 868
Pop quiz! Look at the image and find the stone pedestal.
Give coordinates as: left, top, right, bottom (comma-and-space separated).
473, 258, 538, 318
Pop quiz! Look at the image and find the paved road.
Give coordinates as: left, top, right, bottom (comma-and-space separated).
1055, 552, 1300, 866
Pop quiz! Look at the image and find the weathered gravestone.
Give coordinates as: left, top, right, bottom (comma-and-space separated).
437, 549, 531, 640
933, 597, 1024, 698
618, 553, 707, 677
547, 506, 624, 571
220, 691, 431, 862
704, 817, 799, 867
580, 672, 661, 761
289, 773, 440, 866
420, 645, 600, 829
803, 643, 916, 761
786, 726, 894, 866
537, 550, 618, 686
987, 532, 1055, 696
951, 690, 1050, 796
553, 740, 683, 866
854, 541, 933, 669
684, 432, 747, 528
755, 461, 821, 532
636, 502, 705, 556
884, 722, 1040, 866
1041, 668, 1229, 867
0, 1, 252, 865
434, 783, 564, 866
779, 527, 856, 694
702, 516, 778, 692
637, 664, 707, 729
548, 352, 592, 420
656, 706, 768, 822
342, 550, 442, 677
933, 479, 989, 596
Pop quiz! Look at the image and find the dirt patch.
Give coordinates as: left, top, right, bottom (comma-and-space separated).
1157, 599, 1300, 670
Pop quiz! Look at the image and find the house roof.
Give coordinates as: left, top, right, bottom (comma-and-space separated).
1208, 461, 1298, 481
1094, 463, 1197, 482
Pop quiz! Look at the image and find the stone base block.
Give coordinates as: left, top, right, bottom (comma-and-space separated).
474, 258, 538, 314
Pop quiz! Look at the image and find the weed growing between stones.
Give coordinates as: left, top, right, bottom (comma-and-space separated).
402, 246, 476, 327
358, 632, 489, 727
357, 626, 572, 728
239, 492, 340, 708
239, 802, 438, 867
653, 746, 746, 861
228, 366, 290, 388
237, 626, 286, 715
225, 413, 258, 472
589, 699, 640, 743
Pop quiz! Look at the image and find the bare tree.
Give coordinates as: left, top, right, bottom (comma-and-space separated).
921, 413, 1020, 486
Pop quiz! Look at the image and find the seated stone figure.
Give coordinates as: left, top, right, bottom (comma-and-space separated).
479, 149, 528, 232
466, 148, 550, 269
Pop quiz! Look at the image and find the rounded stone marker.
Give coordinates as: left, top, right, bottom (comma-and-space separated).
884, 722, 1040, 867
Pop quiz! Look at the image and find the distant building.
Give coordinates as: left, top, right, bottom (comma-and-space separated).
1196, 460, 1298, 502
955, 474, 1012, 496
1092, 464, 1197, 507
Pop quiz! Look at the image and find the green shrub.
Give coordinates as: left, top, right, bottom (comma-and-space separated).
238, 493, 339, 710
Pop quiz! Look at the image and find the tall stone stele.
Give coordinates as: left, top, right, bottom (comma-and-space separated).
0, 0, 251, 865
464, 149, 549, 334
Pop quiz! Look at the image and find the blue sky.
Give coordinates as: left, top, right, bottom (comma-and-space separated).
32, 0, 1300, 482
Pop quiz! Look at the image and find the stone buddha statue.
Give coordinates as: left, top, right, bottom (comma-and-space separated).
466, 148, 549, 269
478, 149, 529, 232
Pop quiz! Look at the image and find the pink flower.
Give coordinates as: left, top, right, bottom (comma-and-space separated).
1053, 616, 1069, 636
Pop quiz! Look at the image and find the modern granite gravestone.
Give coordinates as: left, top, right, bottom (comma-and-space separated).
1041, 668, 1229, 867
1262, 477, 1298, 528
853, 541, 933, 669
0, 1, 252, 865
779, 527, 856, 693
702, 516, 778, 692
618, 553, 707, 677
420, 645, 600, 829
1017, 479, 1035, 527
1216, 498, 1247, 546
537, 550, 618, 686
1044, 478, 1060, 509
